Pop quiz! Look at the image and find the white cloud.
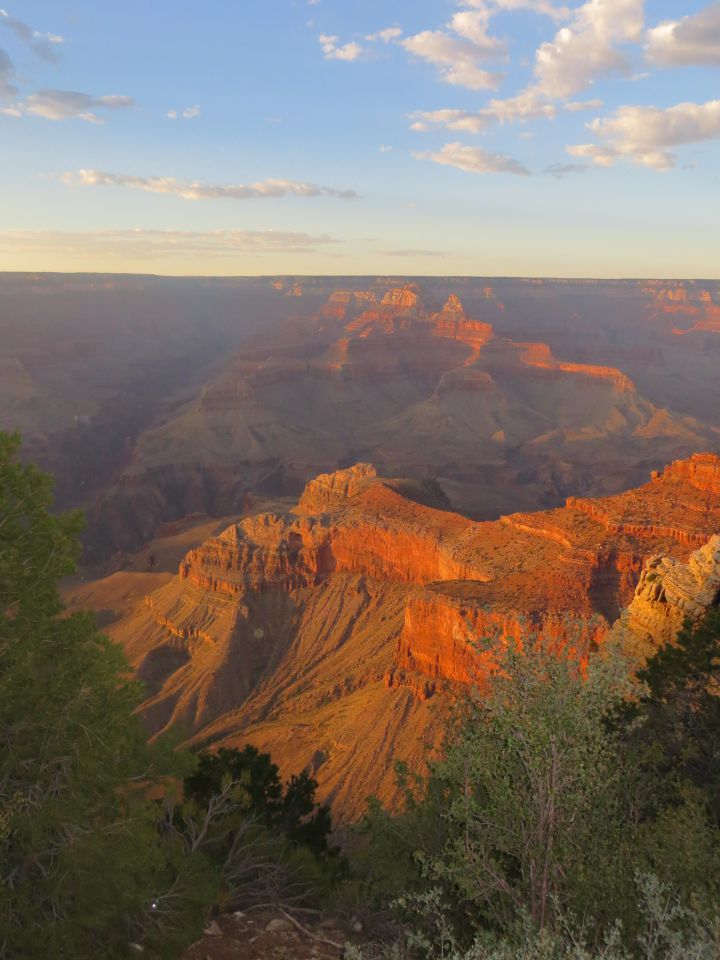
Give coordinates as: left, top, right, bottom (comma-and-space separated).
566, 143, 618, 166
401, 29, 503, 90
8, 89, 135, 122
448, 10, 504, 52
0, 228, 340, 259
366, 27, 402, 43
62, 168, 360, 200
379, 144, 393, 152
398, 2, 509, 91
168, 104, 201, 120
416, 141, 531, 175
402, 0, 641, 148
460, 1, 570, 22
567, 99, 720, 169
410, 89, 558, 133
319, 34, 363, 61
645, 4, 720, 67
533, 0, 644, 98
409, 109, 490, 134
408, 91, 602, 137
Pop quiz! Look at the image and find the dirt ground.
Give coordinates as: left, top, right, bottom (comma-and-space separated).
180, 910, 355, 960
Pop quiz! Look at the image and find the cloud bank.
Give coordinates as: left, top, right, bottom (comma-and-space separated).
645, 4, 720, 67
0, 228, 341, 259
62, 169, 360, 200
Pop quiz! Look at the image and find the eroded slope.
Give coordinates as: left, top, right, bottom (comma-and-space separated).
103, 454, 720, 819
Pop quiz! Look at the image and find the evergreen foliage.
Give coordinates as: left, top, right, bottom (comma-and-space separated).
633, 608, 720, 823
0, 433, 213, 958
184, 745, 333, 855
0, 432, 341, 956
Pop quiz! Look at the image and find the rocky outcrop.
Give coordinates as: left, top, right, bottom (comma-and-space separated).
655, 452, 720, 495
179, 479, 489, 598
618, 535, 720, 650
381, 287, 420, 309
643, 283, 720, 335
297, 463, 378, 513
392, 586, 605, 688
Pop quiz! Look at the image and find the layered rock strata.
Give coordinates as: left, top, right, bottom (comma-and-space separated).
617, 535, 720, 650
104, 455, 720, 819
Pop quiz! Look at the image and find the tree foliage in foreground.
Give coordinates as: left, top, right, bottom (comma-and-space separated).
0, 431, 343, 957
357, 623, 720, 957
629, 607, 720, 825
0, 433, 212, 958
185, 745, 333, 855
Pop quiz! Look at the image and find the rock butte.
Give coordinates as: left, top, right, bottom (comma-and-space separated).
106, 453, 720, 820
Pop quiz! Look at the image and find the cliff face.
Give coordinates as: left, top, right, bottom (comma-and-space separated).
389, 586, 605, 691
104, 454, 720, 820
179, 467, 489, 595
616, 535, 720, 652
517, 342, 635, 391
656, 452, 720, 495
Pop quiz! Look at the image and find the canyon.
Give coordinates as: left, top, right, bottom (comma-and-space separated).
4, 273, 720, 821
76, 278, 720, 560
73, 451, 720, 820
3, 275, 719, 561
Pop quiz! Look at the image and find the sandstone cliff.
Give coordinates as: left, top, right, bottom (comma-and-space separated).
100, 454, 720, 820
614, 534, 720, 655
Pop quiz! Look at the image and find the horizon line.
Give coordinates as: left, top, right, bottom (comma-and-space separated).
1, 271, 719, 283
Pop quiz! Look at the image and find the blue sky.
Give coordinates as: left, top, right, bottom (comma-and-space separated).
0, 0, 718, 277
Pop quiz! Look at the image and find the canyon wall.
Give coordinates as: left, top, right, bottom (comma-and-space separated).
101, 454, 720, 819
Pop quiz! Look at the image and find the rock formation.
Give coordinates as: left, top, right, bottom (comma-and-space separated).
615, 535, 720, 653
99, 454, 720, 820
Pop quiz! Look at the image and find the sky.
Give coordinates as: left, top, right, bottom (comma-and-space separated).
0, 0, 718, 278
